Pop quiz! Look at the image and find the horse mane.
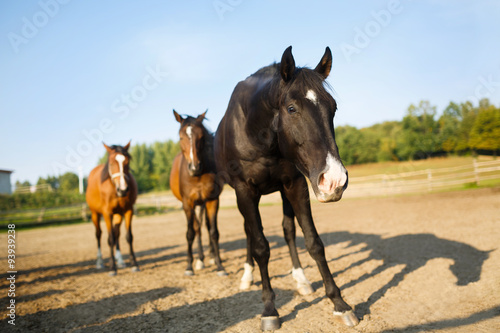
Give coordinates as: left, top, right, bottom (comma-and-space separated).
247, 63, 335, 110
100, 145, 132, 183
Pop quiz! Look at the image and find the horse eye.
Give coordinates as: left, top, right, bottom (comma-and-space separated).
287, 106, 296, 114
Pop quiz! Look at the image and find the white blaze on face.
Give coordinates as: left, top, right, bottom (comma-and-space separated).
114, 154, 127, 191
306, 89, 318, 105
185, 126, 194, 162
318, 152, 347, 195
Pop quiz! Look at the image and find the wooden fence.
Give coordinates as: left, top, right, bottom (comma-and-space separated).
345, 159, 500, 198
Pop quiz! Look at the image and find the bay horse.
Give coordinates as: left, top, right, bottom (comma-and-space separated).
86, 142, 139, 275
214, 46, 358, 330
169, 110, 226, 276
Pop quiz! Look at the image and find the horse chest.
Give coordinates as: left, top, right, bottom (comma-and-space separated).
242, 158, 296, 194
184, 174, 219, 203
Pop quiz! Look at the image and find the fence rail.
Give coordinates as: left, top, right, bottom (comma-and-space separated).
2, 159, 499, 228
345, 159, 500, 198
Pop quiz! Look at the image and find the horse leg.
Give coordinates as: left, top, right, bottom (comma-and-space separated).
91, 211, 104, 269
205, 199, 227, 276
240, 223, 255, 290
183, 201, 196, 276
194, 206, 205, 270
112, 214, 125, 269
103, 213, 117, 276
283, 176, 358, 326
204, 204, 216, 265
235, 184, 279, 330
281, 191, 313, 295
123, 209, 139, 271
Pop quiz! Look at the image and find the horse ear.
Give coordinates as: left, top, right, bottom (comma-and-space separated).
280, 46, 295, 82
103, 142, 113, 154
314, 47, 332, 79
173, 109, 184, 123
124, 140, 131, 151
196, 110, 207, 123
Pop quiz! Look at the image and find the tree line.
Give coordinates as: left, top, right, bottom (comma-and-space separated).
7, 98, 500, 206
335, 99, 500, 165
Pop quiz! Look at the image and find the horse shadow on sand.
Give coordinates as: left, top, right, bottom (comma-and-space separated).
318, 231, 493, 318
0, 286, 182, 333
0, 245, 180, 291
220, 229, 493, 328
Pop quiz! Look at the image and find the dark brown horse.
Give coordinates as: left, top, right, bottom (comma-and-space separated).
170, 110, 226, 276
214, 46, 358, 330
86, 142, 139, 275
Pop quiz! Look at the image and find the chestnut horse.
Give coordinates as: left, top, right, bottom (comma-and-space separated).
214, 46, 358, 329
86, 142, 139, 275
169, 110, 226, 276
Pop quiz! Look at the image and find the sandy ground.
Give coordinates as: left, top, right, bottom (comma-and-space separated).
1, 187, 499, 332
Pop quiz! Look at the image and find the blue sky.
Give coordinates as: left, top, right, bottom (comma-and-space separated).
1, 0, 500, 185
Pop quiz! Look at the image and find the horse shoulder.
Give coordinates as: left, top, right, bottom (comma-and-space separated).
169, 153, 183, 201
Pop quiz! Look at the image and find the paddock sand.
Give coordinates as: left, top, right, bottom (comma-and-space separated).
1, 187, 499, 332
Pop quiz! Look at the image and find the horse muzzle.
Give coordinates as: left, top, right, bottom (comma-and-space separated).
116, 187, 129, 197
188, 162, 202, 177
314, 167, 348, 203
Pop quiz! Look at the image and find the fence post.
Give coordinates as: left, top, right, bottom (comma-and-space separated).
37, 208, 46, 222
473, 159, 480, 185
81, 204, 88, 221
427, 169, 432, 192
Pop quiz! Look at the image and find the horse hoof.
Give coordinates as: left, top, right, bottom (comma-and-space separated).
108, 270, 117, 276
297, 283, 314, 296
131, 266, 140, 272
261, 316, 280, 331
195, 259, 205, 270
239, 280, 252, 290
209, 258, 215, 265
333, 310, 359, 327
217, 270, 228, 277
184, 270, 194, 276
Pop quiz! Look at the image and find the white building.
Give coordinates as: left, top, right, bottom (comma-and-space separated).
0, 169, 13, 195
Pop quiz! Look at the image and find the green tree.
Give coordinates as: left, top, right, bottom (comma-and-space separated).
335, 125, 363, 165
469, 105, 500, 155
151, 140, 180, 190
438, 102, 461, 153
398, 100, 440, 160
59, 172, 79, 192
37, 175, 59, 189
130, 143, 154, 192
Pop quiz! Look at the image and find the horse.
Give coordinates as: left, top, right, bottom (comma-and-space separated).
169, 110, 227, 276
214, 46, 358, 330
86, 142, 139, 275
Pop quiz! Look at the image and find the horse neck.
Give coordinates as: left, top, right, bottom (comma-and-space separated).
200, 131, 216, 172
244, 74, 281, 143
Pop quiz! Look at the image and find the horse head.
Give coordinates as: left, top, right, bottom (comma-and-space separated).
174, 110, 207, 177
275, 46, 348, 202
103, 141, 132, 197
